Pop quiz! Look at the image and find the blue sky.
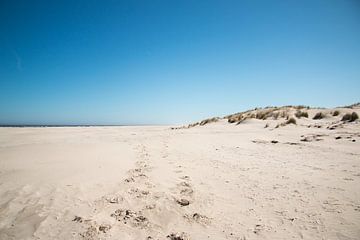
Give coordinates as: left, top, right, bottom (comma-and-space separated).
0, 0, 359, 125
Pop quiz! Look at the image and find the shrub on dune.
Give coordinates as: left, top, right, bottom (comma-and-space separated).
286, 117, 297, 125
228, 117, 237, 123
341, 112, 359, 122
256, 111, 267, 120
332, 110, 340, 116
313, 112, 325, 120
227, 114, 243, 123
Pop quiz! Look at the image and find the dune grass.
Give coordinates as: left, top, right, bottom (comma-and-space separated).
295, 110, 308, 118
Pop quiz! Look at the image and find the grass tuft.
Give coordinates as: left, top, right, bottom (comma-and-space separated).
200, 117, 219, 126
295, 110, 308, 118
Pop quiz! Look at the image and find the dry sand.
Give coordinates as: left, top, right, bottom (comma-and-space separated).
0, 107, 360, 240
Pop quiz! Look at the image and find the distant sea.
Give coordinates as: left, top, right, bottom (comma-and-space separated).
0, 125, 126, 127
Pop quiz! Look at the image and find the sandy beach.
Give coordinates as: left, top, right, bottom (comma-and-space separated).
2, 0, 359, 239
0, 106, 359, 240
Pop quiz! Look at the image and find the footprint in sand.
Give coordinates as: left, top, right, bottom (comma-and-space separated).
80, 225, 98, 240
180, 175, 190, 180
128, 187, 151, 198
176, 198, 190, 206
73, 216, 83, 223
110, 209, 150, 229
184, 213, 211, 225
167, 232, 190, 240
145, 203, 156, 210
124, 177, 135, 183
98, 224, 111, 233
178, 181, 194, 196
253, 224, 264, 234
74, 217, 112, 240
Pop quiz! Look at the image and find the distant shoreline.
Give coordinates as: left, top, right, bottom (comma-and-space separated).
0, 124, 167, 128
0, 125, 119, 128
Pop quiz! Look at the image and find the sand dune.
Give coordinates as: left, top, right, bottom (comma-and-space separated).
0, 105, 360, 240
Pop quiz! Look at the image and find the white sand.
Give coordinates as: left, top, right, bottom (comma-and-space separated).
0, 108, 359, 240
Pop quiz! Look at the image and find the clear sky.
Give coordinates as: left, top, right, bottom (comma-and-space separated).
1, 0, 359, 125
